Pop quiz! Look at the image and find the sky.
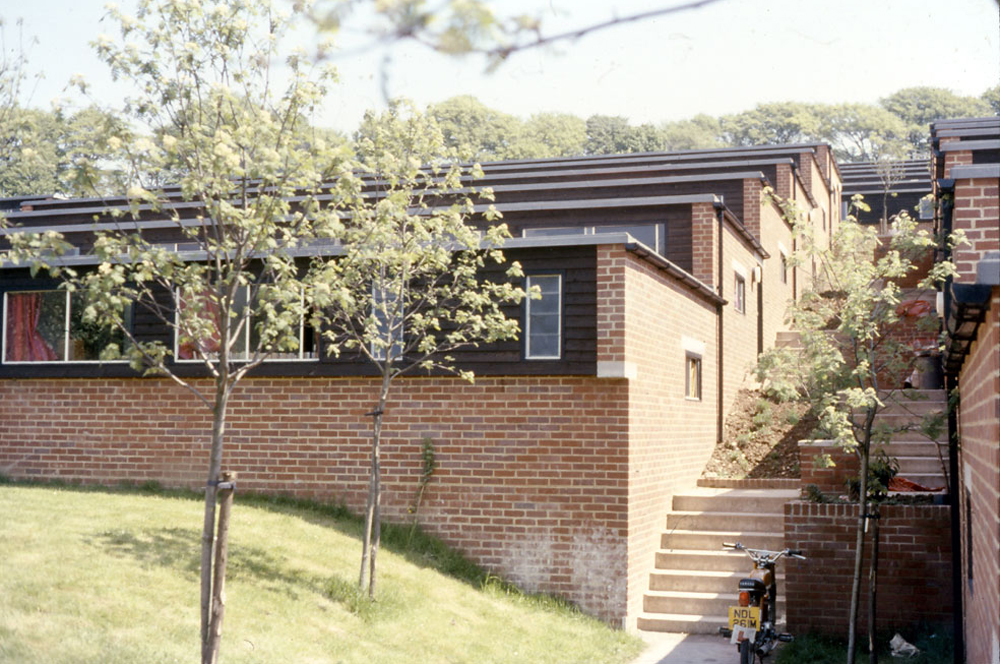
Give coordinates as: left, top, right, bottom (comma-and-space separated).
7, 0, 1000, 133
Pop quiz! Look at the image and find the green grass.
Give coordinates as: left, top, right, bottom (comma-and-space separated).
0, 481, 642, 664
776, 628, 953, 664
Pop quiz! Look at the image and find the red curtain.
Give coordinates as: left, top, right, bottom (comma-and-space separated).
177, 291, 222, 360
5, 293, 59, 362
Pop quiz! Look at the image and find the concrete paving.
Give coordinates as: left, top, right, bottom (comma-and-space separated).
631, 632, 744, 664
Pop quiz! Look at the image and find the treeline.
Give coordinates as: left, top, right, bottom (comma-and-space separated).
2, 85, 997, 199
421, 86, 1000, 163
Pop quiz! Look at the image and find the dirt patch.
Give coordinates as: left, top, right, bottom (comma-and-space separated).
702, 389, 817, 479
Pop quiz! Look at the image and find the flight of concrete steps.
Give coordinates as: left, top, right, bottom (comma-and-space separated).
637, 480, 800, 634
776, 330, 948, 490
873, 389, 949, 490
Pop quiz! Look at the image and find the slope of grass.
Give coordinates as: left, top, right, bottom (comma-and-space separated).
0, 482, 641, 664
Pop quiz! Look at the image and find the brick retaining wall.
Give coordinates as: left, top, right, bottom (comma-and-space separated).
784, 501, 953, 634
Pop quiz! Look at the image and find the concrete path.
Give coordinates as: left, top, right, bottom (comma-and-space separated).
631, 632, 743, 664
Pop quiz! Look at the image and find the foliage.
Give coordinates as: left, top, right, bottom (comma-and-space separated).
3, 1, 354, 661
982, 84, 1000, 116
425, 95, 524, 160
881, 86, 993, 154
817, 103, 912, 161
720, 102, 820, 147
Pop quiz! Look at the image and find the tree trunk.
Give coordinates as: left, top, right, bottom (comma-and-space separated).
360, 374, 391, 596
200, 380, 229, 664
206, 472, 236, 664
868, 503, 881, 664
847, 420, 873, 664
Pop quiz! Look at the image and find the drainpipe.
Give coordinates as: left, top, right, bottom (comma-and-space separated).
938, 180, 964, 664
715, 205, 725, 445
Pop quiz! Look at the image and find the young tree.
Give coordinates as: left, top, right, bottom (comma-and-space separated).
755, 193, 960, 664
4, 1, 353, 662
325, 101, 526, 597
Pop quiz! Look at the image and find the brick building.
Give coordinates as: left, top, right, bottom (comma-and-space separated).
933, 117, 1000, 664
0, 144, 839, 626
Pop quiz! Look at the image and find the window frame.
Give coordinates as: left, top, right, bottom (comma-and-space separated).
370, 281, 404, 364
780, 252, 789, 285
522, 223, 666, 255
734, 272, 746, 314
173, 285, 319, 364
524, 273, 563, 361
1, 288, 133, 365
685, 352, 702, 401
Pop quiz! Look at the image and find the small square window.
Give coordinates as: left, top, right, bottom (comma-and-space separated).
686, 353, 702, 400
734, 273, 746, 314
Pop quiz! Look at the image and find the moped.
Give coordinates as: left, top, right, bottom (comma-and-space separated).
718, 542, 806, 664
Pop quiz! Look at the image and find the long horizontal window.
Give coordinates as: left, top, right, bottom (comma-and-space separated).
523, 224, 666, 255
175, 287, 317, 362
2, 290, 131, 364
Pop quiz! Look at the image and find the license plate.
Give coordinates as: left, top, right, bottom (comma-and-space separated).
728, 606, 760, 630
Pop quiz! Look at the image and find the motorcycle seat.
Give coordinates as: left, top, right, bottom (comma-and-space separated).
739, 578, 768, 593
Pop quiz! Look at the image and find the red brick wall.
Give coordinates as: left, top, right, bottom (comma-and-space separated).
690, 202, 718, 287
0, 373, 633, 620
952, 176, 1000, 284
784, 501, 954, 634
611, 247, 719, 626
798, 442, 857, 496
957, 289, 1000, 664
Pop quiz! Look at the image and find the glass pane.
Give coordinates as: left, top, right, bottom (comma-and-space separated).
4, 291, 66, 362
522, 227, 586, 237
68, 293, 130, 361
529, 333, 559, 358
530, 312, 559, 334
595, 224, 658, 251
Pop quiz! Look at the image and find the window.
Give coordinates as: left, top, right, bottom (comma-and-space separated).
918, 197, 934, 221
370, 282, 403, 363
734, 273, 746, 314
525, 274, 561, 360
522, 224, 666, 255
175, 287, 317, 362
2, 290, 131, 364
685, 353, 702, 400
780, 253, 788, 284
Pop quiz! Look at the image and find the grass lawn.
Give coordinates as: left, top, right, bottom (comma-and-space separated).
0, 482, 642, 664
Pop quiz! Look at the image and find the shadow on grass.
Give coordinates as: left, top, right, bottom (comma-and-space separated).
3, 475, 570, 617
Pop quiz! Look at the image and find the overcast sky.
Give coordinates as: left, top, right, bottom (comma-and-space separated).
9, 0, 1000, 133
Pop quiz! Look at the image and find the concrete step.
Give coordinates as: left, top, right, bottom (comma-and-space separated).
878, 389, 946, 403
648, 569, 785, 593
637, 612, 730, 634
855, 412, 944, 430
655, 549, 753, 573
661, 529, 784, 551
671, 488, 800, 514
874, 440, 946, 457
893, 456, 948, 474
667, 511, 784, 533
774, 331, 801, 349
877, 400, 946, 416
643, 589, 785, 616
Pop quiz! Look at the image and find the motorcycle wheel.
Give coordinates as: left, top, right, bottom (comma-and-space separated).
739, 638, 753, 664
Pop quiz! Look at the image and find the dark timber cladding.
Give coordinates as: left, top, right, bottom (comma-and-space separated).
1, 143, 811, 383
838, 159, 933, 225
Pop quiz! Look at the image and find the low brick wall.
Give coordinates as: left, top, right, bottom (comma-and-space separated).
799, 441, 858, 496
784, 501, 953, 635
